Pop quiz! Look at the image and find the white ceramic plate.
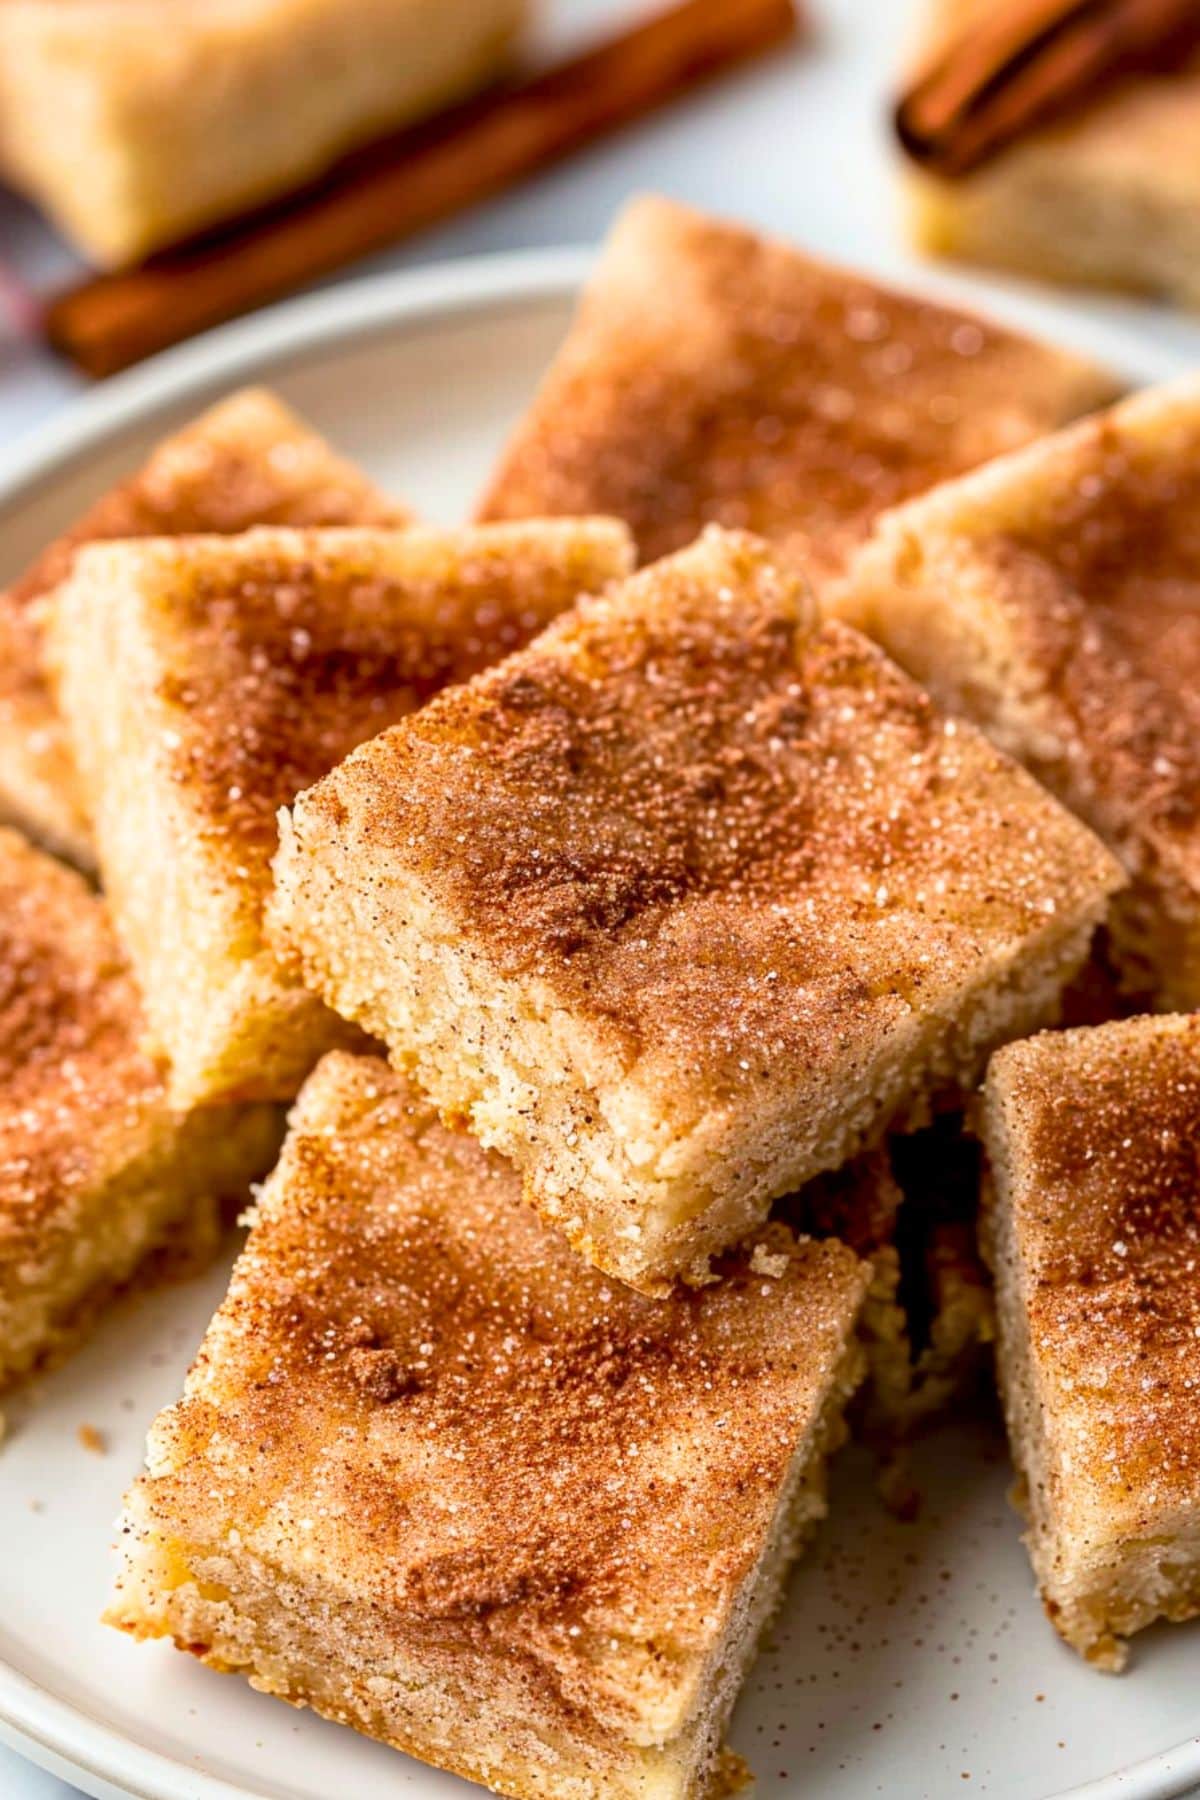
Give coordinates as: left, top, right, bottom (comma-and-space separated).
0, 253, 1197, 1800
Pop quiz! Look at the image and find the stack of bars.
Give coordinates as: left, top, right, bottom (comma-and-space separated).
3, 196, 1198, 1799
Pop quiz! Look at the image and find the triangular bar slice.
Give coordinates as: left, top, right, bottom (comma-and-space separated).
0, 387, 406, 868
271, 526, 1124, 1293
50, 518, 632, 1108
0, 827, 280, 1393
982, 1015, 1200, 1669
109, 1051, 869, 1800
479, 195, 1121, 577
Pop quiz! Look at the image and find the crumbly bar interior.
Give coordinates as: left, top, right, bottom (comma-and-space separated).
978, 1022, 1200, 1663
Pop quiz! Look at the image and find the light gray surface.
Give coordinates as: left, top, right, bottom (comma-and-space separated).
2, 0, 1199, 1795
0, 1762, 76, 1800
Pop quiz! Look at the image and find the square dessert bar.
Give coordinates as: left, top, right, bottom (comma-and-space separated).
838, 375, 1200, 1010
478, 195, 1122, 579
0, 385, 405, 869
51, 519, 632, 1109
271, 526, 1124, 1293
109, 1052, 869, 1800
903, 0, 1200, 310
0, 0, 527, 267
0, 827, 280, 1393
982, 1015, 1200, 1669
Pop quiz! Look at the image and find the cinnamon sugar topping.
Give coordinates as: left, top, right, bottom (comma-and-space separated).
0, 386, 404, 863
0, 827, 167, 1236
79, 518, 631, 869
977, 411, 1200, 862
311, 527, 1120, 1069
990, 1015, 1200, 1518
480, 196, 1121, 576
139, 1052, 868, 1726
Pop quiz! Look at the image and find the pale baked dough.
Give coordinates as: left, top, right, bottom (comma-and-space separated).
270, 526, 1124, 1293
0, 826, 281, 1393
108, 1051, 869, 1800
0, 386, 404, 869
50, 519, 632, 1108
903, 0, 1200, 307
0, 0, 528, 265
982, 1016, 1200, 1669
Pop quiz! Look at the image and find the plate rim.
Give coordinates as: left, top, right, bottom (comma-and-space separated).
0, 245, 594, 515
0, 245, 1197, 1800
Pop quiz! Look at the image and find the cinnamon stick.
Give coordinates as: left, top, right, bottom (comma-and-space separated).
896, 0, 1200, 180
45, 0, 800, 379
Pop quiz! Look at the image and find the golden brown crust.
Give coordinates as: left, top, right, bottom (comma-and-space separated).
9, 389, 406, 616
0, 386, 405, 864
957, 425, 1200, 888
479, 195, 1122, 577
273, 527, 1122, 1289
114, 1051, 868, 1771
0, 825, 281, 1387
61, 518, 634, 883
0, 826, 162, 1245
985, 1015, 1200, 1530
50, 519, 632, 1107
185, 1056, 866, 1640
291, 527, 1121, 1073
839, 376, 1200, 1007
978, 486, 1194, 878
